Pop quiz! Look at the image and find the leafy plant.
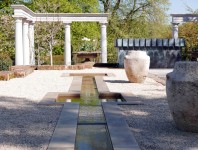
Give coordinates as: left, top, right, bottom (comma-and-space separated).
80, 37, 96, 52
0, 54, 13, 71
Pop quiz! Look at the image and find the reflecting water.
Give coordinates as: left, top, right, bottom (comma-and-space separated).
78, 106, 105, 123
75, 76, 113, 150
75, 125, 112, 150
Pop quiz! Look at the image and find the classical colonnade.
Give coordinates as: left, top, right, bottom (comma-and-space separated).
12, 5, 109, 66
171, 14, 198, 39
12, 5, 198, 66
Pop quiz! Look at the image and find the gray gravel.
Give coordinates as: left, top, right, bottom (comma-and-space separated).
120, 97, 198, 150
0, 69, 197, 150
0, 96, 62, 150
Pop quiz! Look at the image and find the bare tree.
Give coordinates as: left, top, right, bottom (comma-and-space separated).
34, 1, 63, 65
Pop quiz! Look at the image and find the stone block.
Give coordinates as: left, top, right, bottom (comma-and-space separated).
152, 38, 157, 47
117, 39, 122, 47
140, 39, 145, 47
175, 38, 180, 47
180, 38, 185, 47
128, 39, 134, 47
122, 39, 128, 47
169, 39, 174, 47
134, 39, 139, 47
163, 39, 169, 47
157, 39, 163, 47
146, 39, 151, 47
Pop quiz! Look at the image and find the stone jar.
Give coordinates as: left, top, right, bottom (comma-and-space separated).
124, 51, 150, 83
166, 61, 198, 132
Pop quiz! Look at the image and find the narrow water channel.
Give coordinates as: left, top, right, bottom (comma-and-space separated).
56, 75, 123, 149
75, 76, 113, 150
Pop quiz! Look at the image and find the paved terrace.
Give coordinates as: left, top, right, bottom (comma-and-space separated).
0, 68, 198, 150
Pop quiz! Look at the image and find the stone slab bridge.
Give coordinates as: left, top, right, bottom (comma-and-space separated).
12, 5, 109, 66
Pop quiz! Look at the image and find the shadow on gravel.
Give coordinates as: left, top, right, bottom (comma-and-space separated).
120, 97, 198, 150
0, 96, 64, 150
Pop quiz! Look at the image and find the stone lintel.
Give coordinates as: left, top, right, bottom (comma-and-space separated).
171, 14, 198, 23
12, 5, 109, 23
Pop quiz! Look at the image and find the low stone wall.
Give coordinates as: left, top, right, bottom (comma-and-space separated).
0, 66, 35, 81
115, 38, 185, 68
0, 63, 94, 81
10, 65, 35, 78
0, 71, 15, 81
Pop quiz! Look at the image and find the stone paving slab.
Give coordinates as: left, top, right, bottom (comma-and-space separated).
68, 76, 82, 94
39, 92, 59, 105
95, 76, 110, 93
48, 103, 79, 150
102, 103, 140, 150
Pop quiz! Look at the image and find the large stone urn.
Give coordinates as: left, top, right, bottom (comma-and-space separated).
166, 61, 198, 132
124, 51, 150, 83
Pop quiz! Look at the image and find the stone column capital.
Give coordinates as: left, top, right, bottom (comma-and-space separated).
15, 17, 23, 23
29, 21, 35, 25
172, 22, 180, 26
23, 19, 30, 25
100, 22, 108, 27
64, 21, 72, 25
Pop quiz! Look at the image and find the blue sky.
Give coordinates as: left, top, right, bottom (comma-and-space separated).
168, 0, 198, 14
167, 0, 198, 23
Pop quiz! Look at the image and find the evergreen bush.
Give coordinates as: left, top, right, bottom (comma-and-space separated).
0, 54, 13, 71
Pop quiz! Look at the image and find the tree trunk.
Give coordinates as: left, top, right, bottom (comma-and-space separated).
49, 41, 53, 66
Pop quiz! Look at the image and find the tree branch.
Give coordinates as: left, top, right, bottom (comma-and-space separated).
99, 0, 109, 13
112, 0, 121, 17
125, 1, 150, 21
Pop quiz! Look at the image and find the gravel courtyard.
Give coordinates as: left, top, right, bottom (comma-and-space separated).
0, 68, 197, 150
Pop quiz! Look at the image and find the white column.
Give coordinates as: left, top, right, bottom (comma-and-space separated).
29, 22, 35, 65
101, 23, 107, 63
15, 18, 23, 65
64, 23, 71, 66
23, 20, 30, 65
172, 22, 179, 39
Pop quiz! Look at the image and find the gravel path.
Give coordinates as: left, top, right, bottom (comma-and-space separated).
0, 68, 197, 150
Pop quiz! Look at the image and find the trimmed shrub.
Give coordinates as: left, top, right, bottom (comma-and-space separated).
0, 54, 13, 71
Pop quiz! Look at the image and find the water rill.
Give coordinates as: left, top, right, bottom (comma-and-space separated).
57, 76, 123, 150
76, 76, 112, 150
46, 73, 140, 150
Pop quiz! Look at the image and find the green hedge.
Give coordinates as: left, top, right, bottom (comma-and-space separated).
43, 55, 64, 65
0, 54, 13, 71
